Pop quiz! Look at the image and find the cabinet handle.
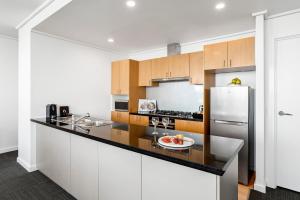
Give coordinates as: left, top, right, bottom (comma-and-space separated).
166, 72, 168, 77
169, 72, 171, 77
230, 59, 232, 67
223, 60, 226, 67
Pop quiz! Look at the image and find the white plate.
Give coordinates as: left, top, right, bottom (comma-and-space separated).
158, 136, 195, 149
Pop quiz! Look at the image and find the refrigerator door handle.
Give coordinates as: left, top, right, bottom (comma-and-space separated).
214, 120, 247, 126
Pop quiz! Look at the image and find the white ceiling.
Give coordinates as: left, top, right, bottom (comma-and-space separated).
0, 0, 47, 37
34, 0, 300, 53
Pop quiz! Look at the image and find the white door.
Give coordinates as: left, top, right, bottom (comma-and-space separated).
276, 36, 300, 192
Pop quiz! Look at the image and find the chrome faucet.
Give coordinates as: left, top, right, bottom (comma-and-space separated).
72, 113, 91, 123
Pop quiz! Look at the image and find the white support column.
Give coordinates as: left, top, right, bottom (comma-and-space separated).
252, 10, 267, 193
17, 26, 33, 171
16, 0, 72, 172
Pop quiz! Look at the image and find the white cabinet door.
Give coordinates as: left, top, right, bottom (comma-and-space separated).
142, 155, 217, 200
70, 134, 99, 200
36, 125, 71, 192
99, 143, 142, 200
276, 36, 300, 192
36, 124, 50, 175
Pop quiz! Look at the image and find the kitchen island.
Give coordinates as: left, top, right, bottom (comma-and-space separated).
31, 118, 243, 200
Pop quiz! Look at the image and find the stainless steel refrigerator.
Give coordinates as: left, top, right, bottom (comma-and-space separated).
210, 86, 254, 185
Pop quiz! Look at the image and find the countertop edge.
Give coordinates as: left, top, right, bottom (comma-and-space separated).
31, 119, 233, 176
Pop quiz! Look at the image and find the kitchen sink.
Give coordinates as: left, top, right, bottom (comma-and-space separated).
53, 116, 112, 128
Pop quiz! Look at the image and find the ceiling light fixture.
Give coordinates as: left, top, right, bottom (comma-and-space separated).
215, 2, 226, 10
107, 38, 114, 43
126, 0, 136, 8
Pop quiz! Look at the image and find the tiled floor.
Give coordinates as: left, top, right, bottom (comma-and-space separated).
0, 151, 75, 200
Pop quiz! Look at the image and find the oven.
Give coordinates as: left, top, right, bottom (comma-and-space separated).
115, 100, 129, 112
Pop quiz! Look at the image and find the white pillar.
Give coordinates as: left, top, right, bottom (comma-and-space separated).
16, 0, 72, 172
252, 10, 267, 193
17, 27, 33, 171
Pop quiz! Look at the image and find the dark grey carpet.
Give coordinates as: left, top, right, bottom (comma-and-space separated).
250, 187, 300, 200
0, 151, 75, 200
2, 151, 299, 200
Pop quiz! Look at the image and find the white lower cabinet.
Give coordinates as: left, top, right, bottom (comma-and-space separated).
142, 155, 217, 200
70, 134, 99, 200
36, 125, 230, 200
99, 143, 142, 200
36, 124, 71, 192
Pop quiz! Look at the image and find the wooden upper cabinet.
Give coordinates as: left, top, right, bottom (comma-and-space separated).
169, 54, 190, 78
204, 42, 228, 70
111, 61, 121, 95
189, 52, 204, 84
111, 60, 129, 95
139, 60, 153, 87
204, 37, 255, 70
119, 60, 130, 95
151, 57, 169, 79
228, 37, 255, 68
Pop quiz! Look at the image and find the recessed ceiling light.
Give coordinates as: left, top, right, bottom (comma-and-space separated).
107, 38, 114, 43
126, 0, 136, 8
215, 2, 226, 10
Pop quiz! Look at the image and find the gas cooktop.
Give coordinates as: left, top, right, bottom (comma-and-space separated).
144, 110, 194, 119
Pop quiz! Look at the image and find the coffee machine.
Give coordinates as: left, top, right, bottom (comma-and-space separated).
46, 104, 57, 120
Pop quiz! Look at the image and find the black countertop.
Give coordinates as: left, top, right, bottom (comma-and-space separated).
31, 118, 243, 176
130, 112, 203, 122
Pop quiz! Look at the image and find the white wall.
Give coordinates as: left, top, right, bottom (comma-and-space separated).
31, 32, 118, 120
216, 71, 256, 89
146, 82, 203, 112
0, 35, 18, 154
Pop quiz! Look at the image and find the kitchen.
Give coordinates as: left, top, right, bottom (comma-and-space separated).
1, 0, 300, 200
31, 36, 255, 200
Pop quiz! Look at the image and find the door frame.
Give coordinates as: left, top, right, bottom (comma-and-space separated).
265, 11, 300, 188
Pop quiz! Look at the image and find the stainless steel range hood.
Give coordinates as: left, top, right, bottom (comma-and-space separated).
167, 43, 181, 56
152, 77, 190, 82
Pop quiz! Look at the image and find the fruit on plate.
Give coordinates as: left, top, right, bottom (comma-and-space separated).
175, 134, 184, 145
161, 137, 171, 143
161, 135, 185, 145
172, 137, 179, 144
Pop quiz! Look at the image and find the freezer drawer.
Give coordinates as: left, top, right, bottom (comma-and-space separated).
210, 120, 249, 185
210, 87, 249, 123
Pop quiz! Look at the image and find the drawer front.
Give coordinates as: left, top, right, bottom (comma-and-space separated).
130, 115, 149, 126
111, 111, 118, 121
118, 112, 129, 123
175, 120, 204, 134
111, 111, 129, 123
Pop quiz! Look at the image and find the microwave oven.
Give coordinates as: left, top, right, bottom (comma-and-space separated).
115, 100, 129, 111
